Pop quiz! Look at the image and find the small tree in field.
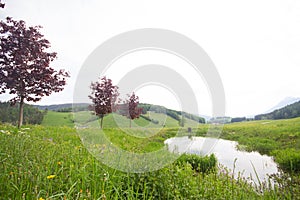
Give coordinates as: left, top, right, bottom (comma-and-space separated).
89, 76, 119, 129
121, 93, 143, 128
0, 17, 69, 128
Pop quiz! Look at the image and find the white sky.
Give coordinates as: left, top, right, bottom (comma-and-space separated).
1, 0, 300, 117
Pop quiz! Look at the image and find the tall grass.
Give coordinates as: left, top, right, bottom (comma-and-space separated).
0, 124, 299, 199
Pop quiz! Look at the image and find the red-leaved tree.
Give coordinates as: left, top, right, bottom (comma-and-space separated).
89, 76, 119, 129
0, 17, 70, 128
0, 0, 4, 8
120, 92, 143, 128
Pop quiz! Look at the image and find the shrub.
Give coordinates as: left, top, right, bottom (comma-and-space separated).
176, 153, 217, 173
272, 148, 300, 172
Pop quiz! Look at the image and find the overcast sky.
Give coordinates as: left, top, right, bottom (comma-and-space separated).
1, 0, 300, 117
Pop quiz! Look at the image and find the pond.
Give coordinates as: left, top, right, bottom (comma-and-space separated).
164, 136, 279, 184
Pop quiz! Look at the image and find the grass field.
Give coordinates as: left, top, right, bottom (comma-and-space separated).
42, 111, 74, 127
1, 124, 298, 199
43, 111, 300, 173
44, 111, 201, 129
1, 113, 300, 199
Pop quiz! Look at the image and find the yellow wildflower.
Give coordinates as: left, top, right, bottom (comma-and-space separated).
47, 175, 56, 179
57, 161, 62, 165
38, 198, 45, 200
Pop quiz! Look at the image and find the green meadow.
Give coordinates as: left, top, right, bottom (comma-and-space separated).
42, 111, 74, 128
0, 111, 299, 199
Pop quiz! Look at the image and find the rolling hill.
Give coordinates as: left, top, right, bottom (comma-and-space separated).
37, 102, 205, 128
264, 97, 300, 114
44, 110, 202, 128
255, 100, 300, 120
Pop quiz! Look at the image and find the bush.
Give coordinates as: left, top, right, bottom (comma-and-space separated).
176, 153, 217, 173
272, 148, 300, 172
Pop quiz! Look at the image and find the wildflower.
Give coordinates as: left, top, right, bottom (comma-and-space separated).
38, 197, 45, 200
75, 146, 81, 150
80, 189, 83, 193
0, 130, 11, 135
47, 175, 56, 179
103, 173, 108, 181
57, 161, 62, 165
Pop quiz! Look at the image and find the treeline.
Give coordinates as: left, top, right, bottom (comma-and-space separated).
35, 103, 89, 112
231, 117, 246, 123
139, 103, 205, 123
255, 100, 300, 120
139, 115, 159, 124
209, 117, 231, 124
0, 102, 45, 125
209, 117, 255, 124
182, 112, 206, 124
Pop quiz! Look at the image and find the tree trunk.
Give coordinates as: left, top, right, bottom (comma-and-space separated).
18, 98, 24, 129
100, 116, 103, 129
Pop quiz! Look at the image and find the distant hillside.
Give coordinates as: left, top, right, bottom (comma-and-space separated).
264, 97, 300, 114
139, 103, 205, 124
34, 103, 90, 112
35, 103, 206, 124
255, 100, 300, 120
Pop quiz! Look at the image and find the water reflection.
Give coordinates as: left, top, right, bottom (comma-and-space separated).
164, 136, 279, 183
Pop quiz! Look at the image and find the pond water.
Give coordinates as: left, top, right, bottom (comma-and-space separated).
164, 136, 279, 184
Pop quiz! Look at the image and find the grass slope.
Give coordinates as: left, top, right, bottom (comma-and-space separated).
42, 111, 74, 127
73, 111, 161, 128
44, 111, 201, 129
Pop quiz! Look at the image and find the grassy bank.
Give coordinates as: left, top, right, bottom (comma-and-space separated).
221, 118, 300, 173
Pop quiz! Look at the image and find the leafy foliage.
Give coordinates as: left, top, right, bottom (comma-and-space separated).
0, 101, 44, 125
176, 153, 217, 173
272, 148, 300, 172
89, 76, 119, 128
119, 93, 143, 127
